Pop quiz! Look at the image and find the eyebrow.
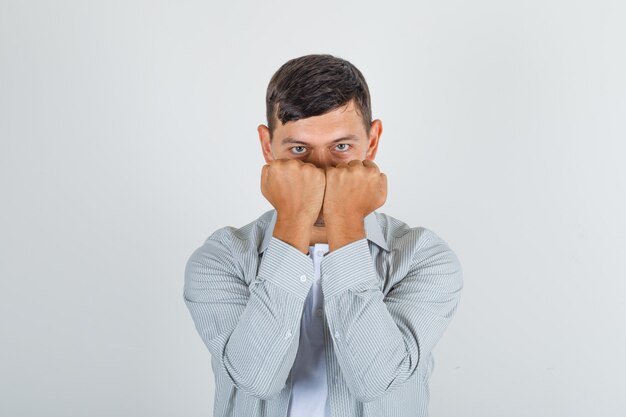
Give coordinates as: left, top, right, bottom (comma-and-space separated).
281, 134, 360, 146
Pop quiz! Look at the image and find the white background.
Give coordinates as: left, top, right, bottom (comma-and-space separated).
1, 1, 625, 416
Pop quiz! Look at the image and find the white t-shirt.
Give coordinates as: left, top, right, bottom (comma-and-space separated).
286, 243, 331, 417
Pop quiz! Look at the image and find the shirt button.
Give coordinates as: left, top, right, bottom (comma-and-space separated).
316, 308, 323, 317
334, 331, 340, 340
285, 330, 292, 339
299, 275, 307, 282
316, 250, 325, 257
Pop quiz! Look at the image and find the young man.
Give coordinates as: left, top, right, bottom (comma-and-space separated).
183, 54, 463, 417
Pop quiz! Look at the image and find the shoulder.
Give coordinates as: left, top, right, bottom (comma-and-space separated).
372, 211, 448, 249
186, 209, 273, 268
200, 209, 272, 248
373, 211, 463, 274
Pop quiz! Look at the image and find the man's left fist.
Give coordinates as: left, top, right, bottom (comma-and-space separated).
322, 159, 387, 220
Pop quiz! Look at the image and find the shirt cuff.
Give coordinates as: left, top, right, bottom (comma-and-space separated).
257, 236, 315, 301
320, 238, 379, 299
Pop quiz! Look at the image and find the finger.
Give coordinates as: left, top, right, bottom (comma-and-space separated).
363, 160, 380, 174
362, 159, 378, 169
380, 173, 388, 198
348, 159, 363, 167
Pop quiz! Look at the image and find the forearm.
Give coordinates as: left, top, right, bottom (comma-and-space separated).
320, 232, 463, 403
320, 238, 414, 402
184, 234, 316, 400
223, 270, 310, 398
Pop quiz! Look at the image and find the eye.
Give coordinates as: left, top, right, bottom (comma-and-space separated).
335, 143, 351, 152
290, 146, 307, 155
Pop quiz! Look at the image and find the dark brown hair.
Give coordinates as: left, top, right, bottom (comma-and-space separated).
265, 54, 372, 140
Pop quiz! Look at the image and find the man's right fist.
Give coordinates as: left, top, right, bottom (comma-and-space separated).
261, 158, 326, 224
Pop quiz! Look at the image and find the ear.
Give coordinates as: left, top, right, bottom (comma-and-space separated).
365, 119, 382, 161
257, 124, 275, 163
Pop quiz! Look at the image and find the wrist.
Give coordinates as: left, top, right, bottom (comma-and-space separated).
325, 216, 366, 252
273, 214, 313, 255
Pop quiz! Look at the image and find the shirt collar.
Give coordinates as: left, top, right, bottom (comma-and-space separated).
258, 209, 389, 254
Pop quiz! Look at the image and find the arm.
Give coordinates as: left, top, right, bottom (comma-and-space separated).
320, 228, 463, 403
183, 228, 315, 400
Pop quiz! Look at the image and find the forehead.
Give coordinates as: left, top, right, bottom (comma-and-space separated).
275, 100, 366, 141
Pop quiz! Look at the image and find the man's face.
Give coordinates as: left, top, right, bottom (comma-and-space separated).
258, 99, 382, 169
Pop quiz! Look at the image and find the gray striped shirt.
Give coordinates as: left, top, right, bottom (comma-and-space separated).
183, 208, 463, 417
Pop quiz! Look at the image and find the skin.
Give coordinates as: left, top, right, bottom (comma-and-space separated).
257, 98, 386, 254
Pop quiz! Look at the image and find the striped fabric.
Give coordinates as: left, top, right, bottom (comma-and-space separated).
183, 208, 463, 417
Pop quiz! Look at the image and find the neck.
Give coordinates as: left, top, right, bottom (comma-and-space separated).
309, 225, 328, 245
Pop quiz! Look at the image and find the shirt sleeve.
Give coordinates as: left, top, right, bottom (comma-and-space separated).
183, 230, 315, 400
320, 228, 463, 403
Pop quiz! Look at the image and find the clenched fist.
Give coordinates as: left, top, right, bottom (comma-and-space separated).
261, 158, 326, 226
323, 159, 387, 221
260, 158, 387, 253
